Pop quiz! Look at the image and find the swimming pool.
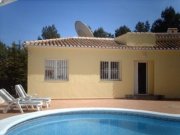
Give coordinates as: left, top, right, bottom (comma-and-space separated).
0, 108, 180, 135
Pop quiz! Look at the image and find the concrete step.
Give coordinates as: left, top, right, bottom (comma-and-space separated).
125, 94, 164, 100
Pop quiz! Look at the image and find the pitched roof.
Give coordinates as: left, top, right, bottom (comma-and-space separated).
155, 33, 180, 49
25, 36, 180, 50
115, 32, 180, 50
25, 37, 123, 49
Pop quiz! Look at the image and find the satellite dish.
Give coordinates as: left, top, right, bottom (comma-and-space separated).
0, 0, 17, 6
75, 21, 94, 37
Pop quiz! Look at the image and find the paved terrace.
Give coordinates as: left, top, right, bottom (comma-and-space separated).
0, 99, 180, 120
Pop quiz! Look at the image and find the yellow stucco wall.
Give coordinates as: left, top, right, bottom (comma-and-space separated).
153, 51, 180, 98
28, 46, 180, 99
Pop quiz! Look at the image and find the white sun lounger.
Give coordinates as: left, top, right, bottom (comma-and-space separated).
0, 89, 43, 113
15, 84, 51, 108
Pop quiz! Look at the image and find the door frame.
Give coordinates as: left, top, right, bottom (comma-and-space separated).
134, 61, 148, 95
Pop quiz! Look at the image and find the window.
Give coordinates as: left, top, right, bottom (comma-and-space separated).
45, 60, 68, 80
100, 61, 120, 80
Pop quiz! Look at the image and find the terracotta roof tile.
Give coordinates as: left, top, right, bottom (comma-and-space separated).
155, 34, 180, 49
25, 37, 180, 50
25, 37, 122, 49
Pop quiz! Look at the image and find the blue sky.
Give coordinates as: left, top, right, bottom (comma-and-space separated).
0, 0, 180, 45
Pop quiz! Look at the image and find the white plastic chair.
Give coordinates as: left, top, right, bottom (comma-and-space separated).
15, 84, 51, 108
0, 89, 43, 113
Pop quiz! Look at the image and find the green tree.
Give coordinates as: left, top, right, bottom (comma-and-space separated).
151, 6, 180, 32
39, 24, 60, 39
115, 25, 131, 37
0, 41, 7, 60
0, 42, 27, 95
93, 27, 114, 38
0, 41, 8, 89
135, 21, 150, 32
0, 41, 27, 95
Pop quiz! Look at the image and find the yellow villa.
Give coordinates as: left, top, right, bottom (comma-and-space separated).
25, 28, 180, 99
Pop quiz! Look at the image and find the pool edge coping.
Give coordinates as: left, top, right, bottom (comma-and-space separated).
0, 108, 180, 135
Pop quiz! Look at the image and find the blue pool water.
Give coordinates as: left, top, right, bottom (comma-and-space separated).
6, 111, 180, 135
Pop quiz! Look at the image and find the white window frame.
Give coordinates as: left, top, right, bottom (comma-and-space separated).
45, 60, 68, 81
100, 61, 120, 81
